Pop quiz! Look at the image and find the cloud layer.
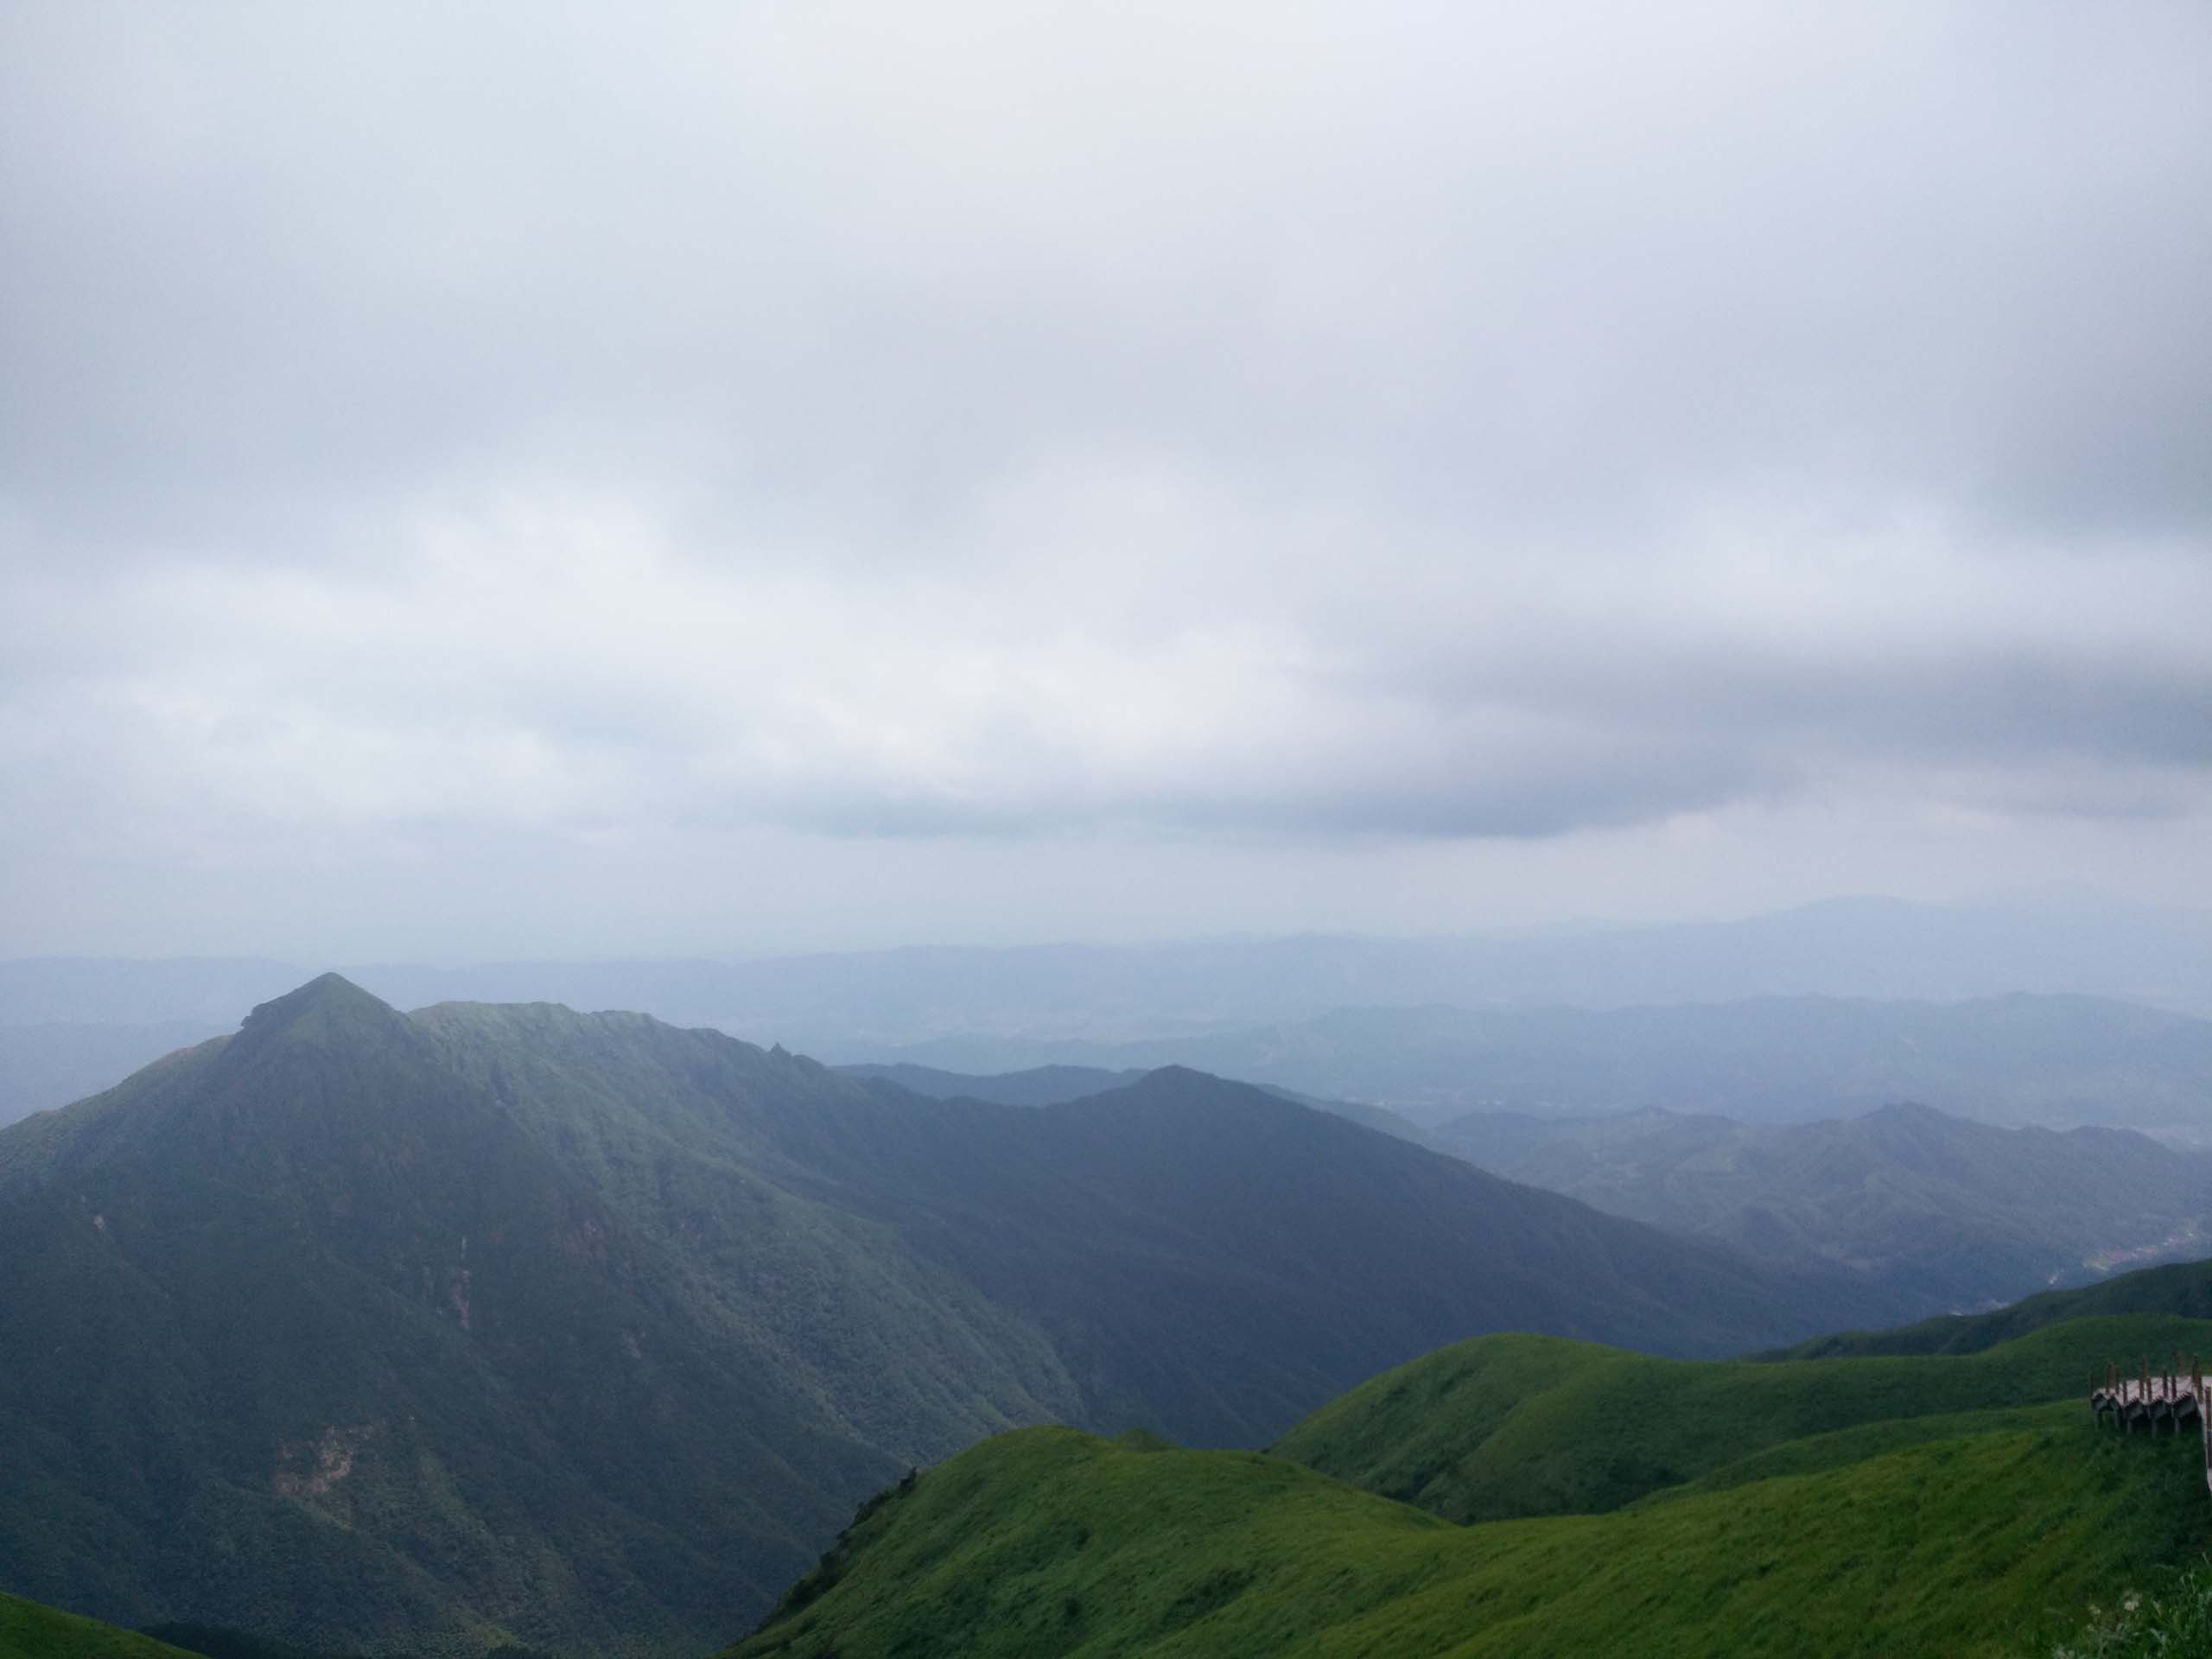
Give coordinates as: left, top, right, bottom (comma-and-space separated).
3, 2, 2208, 951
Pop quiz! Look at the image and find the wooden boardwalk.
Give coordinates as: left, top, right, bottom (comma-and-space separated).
2089, 1357, 2212, 1493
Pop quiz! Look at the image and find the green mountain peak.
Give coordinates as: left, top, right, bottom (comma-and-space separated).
232, 971, 406, 1051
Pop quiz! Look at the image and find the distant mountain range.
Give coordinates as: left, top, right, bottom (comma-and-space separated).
16, 989, 2212, 1145
870, 993, 2212, 1135
1777, 1252, 2212, 1359
6, 894, 2210, 1044
0, 976, 1855, 1656
9, 895, 2210, 1133
1431, 1102, 2212, 1315
838, 1062, 2212, 1320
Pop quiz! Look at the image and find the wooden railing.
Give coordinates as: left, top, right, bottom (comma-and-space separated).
2089, 1354, 2212, 1493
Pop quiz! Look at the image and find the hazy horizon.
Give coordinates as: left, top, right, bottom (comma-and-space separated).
3, 886, 2208, 974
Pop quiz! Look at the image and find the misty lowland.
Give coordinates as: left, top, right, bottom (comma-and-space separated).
6, 3, 2210, 1657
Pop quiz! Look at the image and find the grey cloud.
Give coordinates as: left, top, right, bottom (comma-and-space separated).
1394, 637, 2212, 772
6, 2, 2209, 556
2, 1, 2209, 954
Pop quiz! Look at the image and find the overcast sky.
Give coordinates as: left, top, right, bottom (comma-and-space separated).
3, 2, 2209, 960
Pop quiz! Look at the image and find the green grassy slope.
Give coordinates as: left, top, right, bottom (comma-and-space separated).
1272, 1316, 2212, 1522
728, 1397, 2209, 1659
137, 1630, 348, 1659
733, 1302, 2212, 1658
0, 1592, 204, 1659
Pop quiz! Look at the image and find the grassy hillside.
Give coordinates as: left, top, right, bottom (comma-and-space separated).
728, 1378, 2209, 1658
0, 1593, 203, 1659
1271, 1317, 2212, 1523
732, 1296, 2212, 1656
1427, 1103, 2212, 1321
0, 976, 1858, 1656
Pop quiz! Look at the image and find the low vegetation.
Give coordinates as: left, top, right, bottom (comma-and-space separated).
1274, 1316, 2212, 1522
0, 1593, 202, 1659
734, 1313, 2212, 1658
2034, 1556, 2212, 1657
